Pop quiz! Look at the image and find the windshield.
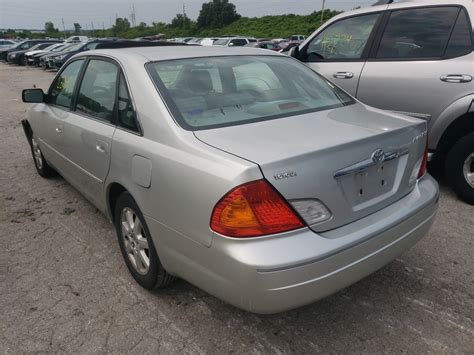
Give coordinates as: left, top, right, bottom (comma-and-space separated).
147, 55, 354, 130
28, 43, 43, 51
213, 38, 230, 46
67, 43, 83, 51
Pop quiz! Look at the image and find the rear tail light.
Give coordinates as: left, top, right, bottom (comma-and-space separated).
418, 136, 429, 179
210, 179, 304, 238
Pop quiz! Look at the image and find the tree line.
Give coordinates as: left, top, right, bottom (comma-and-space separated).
2, 0, 341, 40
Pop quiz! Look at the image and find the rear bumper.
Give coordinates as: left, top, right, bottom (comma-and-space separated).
146, 175, 439, 314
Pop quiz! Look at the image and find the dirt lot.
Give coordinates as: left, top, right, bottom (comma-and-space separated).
0, 63, 473, 354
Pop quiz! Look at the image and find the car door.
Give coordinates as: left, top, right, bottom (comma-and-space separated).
357, 5, 473, 124
36, 59, 85, 170
61, 58, 118, 209
297, 12, 382, 96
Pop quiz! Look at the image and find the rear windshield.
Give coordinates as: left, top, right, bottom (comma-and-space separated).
147, 55, 354, 130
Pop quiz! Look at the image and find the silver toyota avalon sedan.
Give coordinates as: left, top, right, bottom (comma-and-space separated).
21, 46, 439, 313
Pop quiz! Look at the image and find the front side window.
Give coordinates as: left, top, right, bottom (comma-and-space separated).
376, 7, 459, 59
147, 56, 354, 130
20, 42, 35, 50
84, 42, 99, 50
48, 59, 84, 108
75, 59, 118, 122
306, 13, 379, 60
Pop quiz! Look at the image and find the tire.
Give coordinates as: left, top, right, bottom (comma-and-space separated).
114, 192, 176, 289
29, 133, 55, 178
445, 132, 474, 205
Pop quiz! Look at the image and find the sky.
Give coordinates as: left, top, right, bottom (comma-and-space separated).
0, 0, 376, 30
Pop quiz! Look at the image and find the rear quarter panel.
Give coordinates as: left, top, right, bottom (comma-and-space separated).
104, 59, 261, 247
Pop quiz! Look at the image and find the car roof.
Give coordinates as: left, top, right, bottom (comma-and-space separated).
344, 0, 472, 16
79, 46, 282, 64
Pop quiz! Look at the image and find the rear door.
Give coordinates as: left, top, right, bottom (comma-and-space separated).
298, 12, 382, 96
358, 5, 474, 125
61, 58, 118, 208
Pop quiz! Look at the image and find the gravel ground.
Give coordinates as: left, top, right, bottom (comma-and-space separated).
0, 63, 473, 354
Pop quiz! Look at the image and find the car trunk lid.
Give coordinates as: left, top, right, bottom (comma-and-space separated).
194, 103, 427, 232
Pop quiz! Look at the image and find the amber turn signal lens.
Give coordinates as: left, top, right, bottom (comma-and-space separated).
210, 179, 304, 238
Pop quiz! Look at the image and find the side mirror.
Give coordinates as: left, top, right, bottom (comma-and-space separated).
228, 42, 234, 47
22, 88, 45, 103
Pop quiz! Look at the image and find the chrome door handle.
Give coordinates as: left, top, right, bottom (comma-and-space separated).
96, 145, 106, 153
55, 127, 62, 133
333, 71, 354, 79
440, 74, 472, 83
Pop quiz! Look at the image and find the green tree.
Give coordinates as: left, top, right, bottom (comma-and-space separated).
44, 21, 59, 36
197, 0, 240, 29
112, 17, 131, 36
170, 14, 193, 29
73, 23, 82, 35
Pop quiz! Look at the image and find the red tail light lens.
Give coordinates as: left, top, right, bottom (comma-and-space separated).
418, 136, 429, 179
210, 179, 304, 238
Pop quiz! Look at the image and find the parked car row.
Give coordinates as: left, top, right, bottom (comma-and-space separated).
1, 38, 139, 70
170, 35, 305, 51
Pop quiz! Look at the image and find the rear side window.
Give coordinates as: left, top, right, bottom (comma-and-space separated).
49, 59, 84, 108
117, 73, 139, 132
376, 7, 459, 59
230, 39, 247, 46
75, 59, 118, 122
306, 13, 379, 60
445, 9, 473, 58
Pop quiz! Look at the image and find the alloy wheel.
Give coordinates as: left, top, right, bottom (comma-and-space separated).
31, 137, 43, 170
463, 153, 474, 188
120, 207, 150, 275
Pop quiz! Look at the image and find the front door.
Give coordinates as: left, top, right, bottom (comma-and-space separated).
39, 59, 85, 169
298, 12, 382, 96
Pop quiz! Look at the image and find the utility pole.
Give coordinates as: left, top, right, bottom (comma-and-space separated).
61, 18, 65, 32
320, 0, 326, 25
183, 3, 186, 29
130, 4, 136, 27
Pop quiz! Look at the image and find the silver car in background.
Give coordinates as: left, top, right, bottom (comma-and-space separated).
21, 47, 438, 313
291, 0, 474, 204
